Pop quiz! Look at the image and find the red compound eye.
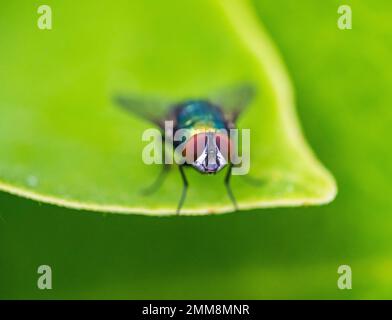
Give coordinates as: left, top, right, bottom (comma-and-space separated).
215, 132, 232, 161
182, 132, 233, 165
183, 133, 207, 164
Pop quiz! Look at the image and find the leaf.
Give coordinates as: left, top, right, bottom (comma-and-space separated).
2, 0, 391, 300
0, 0, 336, 215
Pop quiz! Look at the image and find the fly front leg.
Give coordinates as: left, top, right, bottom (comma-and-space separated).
240, 174, 265, 187
225, 164, 238, 211
141, 164, 170, 196
176, 165, 188, 215
141, 134, 171, 196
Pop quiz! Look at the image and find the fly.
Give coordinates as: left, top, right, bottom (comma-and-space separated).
115, 84, 255, 214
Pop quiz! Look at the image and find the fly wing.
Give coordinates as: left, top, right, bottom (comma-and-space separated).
114, 94, 173, 129
209, 83, 256, 126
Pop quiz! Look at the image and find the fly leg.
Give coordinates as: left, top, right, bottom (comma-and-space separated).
141, 134, 171, 195
225, 164, 239, 211
141, 164, 170, 196
240, 175, 265, 187
177, 165, 188, 215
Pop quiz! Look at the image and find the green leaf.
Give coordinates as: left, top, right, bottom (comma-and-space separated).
0, 0, 335, 215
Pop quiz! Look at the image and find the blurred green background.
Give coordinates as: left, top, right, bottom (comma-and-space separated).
1, 0, 391, 299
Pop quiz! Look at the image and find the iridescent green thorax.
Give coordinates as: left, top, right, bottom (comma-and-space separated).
174, 100, 227, 134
